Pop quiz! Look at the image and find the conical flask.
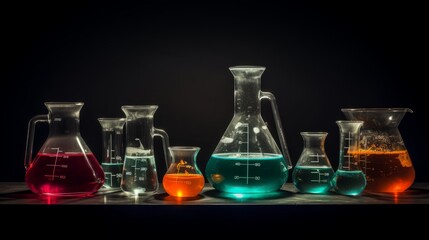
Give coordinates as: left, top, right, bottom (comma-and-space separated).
206, 66, 292, 194
292, 132, 334, 194
24, 102, 104, 196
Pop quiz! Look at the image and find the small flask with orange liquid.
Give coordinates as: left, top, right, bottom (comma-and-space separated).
163, 146, 205, 197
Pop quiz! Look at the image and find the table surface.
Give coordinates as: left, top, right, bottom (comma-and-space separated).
2, 182, 428, 233
1, 182, 428, 205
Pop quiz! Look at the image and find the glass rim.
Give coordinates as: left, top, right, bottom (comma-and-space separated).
44, 102, 84, 106
300, 132, 328, 136
97, 117, 126, 122
336, 120, 364, 124
121, 105, 158, 109
341, 108, 413, 113
229, 66, 266, 71
168, 146, 200, 151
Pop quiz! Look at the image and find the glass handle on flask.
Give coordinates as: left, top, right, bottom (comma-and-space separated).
260, 91, 292, 169
154, 128, 171, 168
24, 114, 48, 169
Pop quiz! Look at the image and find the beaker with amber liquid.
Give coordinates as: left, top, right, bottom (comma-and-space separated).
342, 108, 414, 193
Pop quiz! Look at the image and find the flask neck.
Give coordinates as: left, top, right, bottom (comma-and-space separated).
230, 66, 265, 115
121, 106, 159, 155
301, 132, 327, 150
98, 118, 126, 132
168, 147, 201, 174
48, 117, 80, 136
336, 121, 363, 170
125, 117, 155, 152
233, 75, 262, 115
45, 102, 83, 136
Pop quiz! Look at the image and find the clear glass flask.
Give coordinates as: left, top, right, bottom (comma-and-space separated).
293, 132, 334, 194
24, 102, 104, 196
206, 66, 292, 194
98, 118, 125, 189
342, 108, 414, 192
163, 146, 205, 197
332, 121, 366, 196
121, 105, 170, 195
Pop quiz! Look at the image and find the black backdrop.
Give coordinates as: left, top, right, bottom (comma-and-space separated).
2, 2, 426, 182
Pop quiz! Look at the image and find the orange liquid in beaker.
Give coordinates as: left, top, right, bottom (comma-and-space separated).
163, 174, 205, 197
349, 150, 415, 193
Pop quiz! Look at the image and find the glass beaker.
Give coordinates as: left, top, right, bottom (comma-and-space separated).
332, 121, 366, 196
342, 108, 415, 192
121, 105, 170, 195
206, 66, 291, 194
24, 102, 104, 196
163, 146, 205, 197
98, 118, 126, 189
292, 132, 334, 194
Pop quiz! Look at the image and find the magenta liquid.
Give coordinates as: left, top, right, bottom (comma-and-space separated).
26, 152, 105, 196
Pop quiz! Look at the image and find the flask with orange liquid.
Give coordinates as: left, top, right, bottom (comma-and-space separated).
163, 147, 205, 197
342, 108, 415, 193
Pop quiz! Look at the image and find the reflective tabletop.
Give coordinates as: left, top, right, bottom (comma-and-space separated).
1, 182, 428, 205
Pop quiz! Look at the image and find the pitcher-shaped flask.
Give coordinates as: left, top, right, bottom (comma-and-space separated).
121, 105, 170, 195
24, 102, 104, 196
206, 66, 292, 194
342, 108, 414, 192
292, 132, 334, 194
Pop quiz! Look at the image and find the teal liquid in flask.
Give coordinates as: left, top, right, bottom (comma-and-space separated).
205, 66, 292, 194
292, 132, 334, 194
331, 121, 366, 196
98, 118, 126, 189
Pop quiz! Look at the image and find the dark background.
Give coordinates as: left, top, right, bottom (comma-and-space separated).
1, 1, 426, 182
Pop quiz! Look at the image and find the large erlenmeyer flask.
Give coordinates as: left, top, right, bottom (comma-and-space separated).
206, 66, 292, 193
24, 102, 104, 196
